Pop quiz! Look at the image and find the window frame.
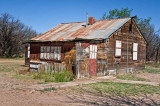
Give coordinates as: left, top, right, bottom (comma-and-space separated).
40, 46, 61, 60
115, 40, 122, 57
133, 43, 138, 61
89, 44, 97, 59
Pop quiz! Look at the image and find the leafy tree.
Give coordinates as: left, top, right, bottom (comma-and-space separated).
102, 8, 132, 19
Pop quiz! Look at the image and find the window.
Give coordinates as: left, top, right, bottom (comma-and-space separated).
40, 46, 46, 59
129, 24, 132, 32
54, 47, 61, 60
133, 43, 138, 60
90, 45, 97, 59
40, 46, 61, 60
115, 40, 122, 57
50, 47, 55, 59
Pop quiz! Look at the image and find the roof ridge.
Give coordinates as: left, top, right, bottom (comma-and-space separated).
61, 17, 133, 24
61, 21, 85, 24
97, 17, 131, 21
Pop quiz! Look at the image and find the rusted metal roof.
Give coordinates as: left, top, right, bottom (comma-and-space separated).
32, 17, 131, 41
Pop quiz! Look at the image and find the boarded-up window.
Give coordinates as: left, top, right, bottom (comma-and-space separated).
133, 43, 138, 60
90, 45, 97, 59
115, 40, 121, 57
28, 44, 30, 58
40, 46, 61, 60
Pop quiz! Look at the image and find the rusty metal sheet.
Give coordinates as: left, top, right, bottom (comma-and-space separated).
32, 17, 131, 41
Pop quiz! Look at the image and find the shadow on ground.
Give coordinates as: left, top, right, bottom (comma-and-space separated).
66, 94, 160, 106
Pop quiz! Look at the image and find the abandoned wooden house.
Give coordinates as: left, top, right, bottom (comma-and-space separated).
25, 17, 146, 79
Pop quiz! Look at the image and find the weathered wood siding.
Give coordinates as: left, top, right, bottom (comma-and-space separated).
76, 41, 108, 78
30, 42, 75, 62
29, 42, 75, 72
39, 62, 72, 72
107, 19, 146, 73
76, 42, 90, 78
97, 42, 108, 75
30, 61, 72, 72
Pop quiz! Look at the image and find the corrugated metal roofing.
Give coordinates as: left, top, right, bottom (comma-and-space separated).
32, 17, 131, 41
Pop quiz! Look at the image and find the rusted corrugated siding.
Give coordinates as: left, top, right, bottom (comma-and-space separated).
32, 18, 131, 41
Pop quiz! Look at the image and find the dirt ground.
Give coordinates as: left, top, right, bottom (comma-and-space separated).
0, 60, 24, 63
0, 60, 160, 106
136, 72, 160, 82
0, 72, 160, 106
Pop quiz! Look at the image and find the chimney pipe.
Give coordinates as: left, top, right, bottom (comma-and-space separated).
86, 12, 88, 27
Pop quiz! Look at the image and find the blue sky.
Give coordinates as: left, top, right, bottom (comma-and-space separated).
0, 0, 160, 33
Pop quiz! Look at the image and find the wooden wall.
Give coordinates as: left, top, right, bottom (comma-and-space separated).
30, 42, 75, 63
76, 41, 107, 78
76, 42, 90, 78
96, 41, 108, 75
29, 41, 76, 74
107, 19, 146, 73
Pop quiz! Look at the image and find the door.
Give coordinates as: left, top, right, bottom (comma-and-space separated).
89, 44, 97, 76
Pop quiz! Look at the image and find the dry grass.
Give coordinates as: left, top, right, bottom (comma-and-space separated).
144, 68, 160, 74
0, 62, 25, 72
115, 73, 147, 81
0, 57, 25, 60
146, 62, 160, 68
38, 87, 56, 92
72, 82, 160, 96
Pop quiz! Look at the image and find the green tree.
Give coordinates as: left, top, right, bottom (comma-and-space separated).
102, 8, 132, 19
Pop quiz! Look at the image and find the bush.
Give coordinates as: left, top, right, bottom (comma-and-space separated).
33, 71, 74, 82
54, 71, 74, 82
38, 87, 56, 92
